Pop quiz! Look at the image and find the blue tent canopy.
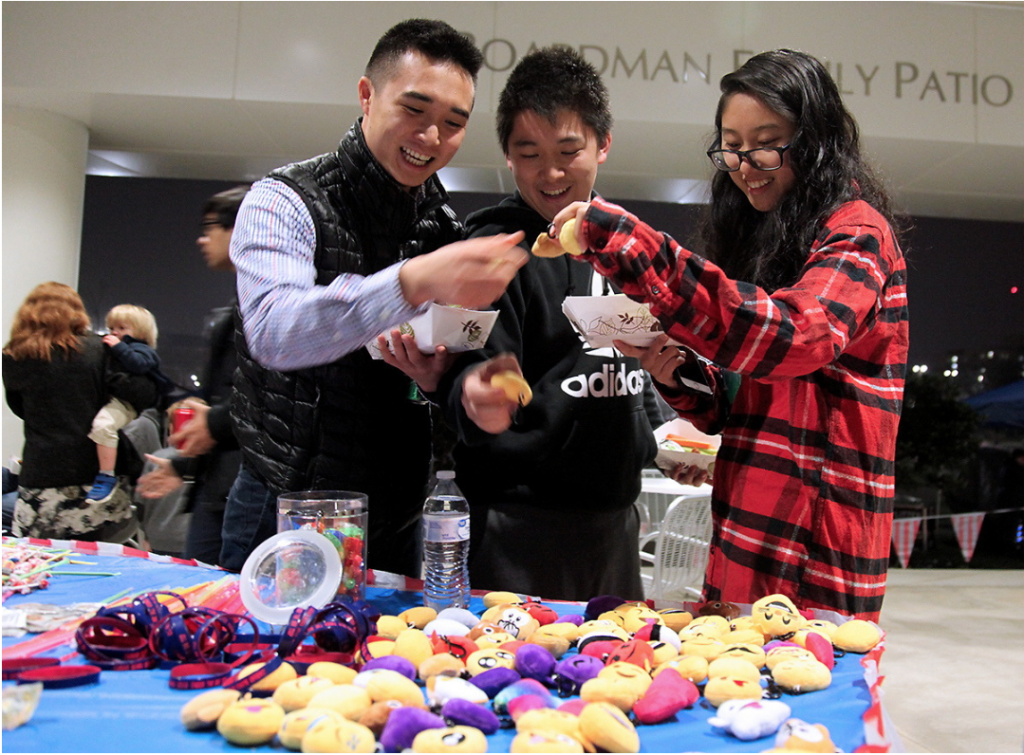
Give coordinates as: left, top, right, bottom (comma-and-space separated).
964, 379, 1024, 428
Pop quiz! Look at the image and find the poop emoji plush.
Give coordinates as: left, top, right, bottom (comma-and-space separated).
752, 595, 806, 640
301, 715, 377, 753
180, 688, 241, 730
699, 601, 741, 620
216, 697, 286, 746
765, 718, 839, 753
358, 700, 404, 738
832, 619, 882, 653
707, 699, 792, 741
412, 725, 488, 753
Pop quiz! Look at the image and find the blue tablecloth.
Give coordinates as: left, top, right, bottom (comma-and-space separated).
2, 544, 883, 752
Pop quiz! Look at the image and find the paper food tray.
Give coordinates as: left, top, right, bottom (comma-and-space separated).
367, 304, 499, 360
562, 294, 664, 348
653, 417, 721, 474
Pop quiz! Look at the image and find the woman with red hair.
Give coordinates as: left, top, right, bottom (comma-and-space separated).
3, 282, 158, 539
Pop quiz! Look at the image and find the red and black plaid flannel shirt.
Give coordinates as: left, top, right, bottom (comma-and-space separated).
582, 197, 909, 621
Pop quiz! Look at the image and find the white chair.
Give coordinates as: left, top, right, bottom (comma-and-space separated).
639, 495, 713, 602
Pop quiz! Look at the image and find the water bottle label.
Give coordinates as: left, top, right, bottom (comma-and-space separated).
424, 516, 470, 543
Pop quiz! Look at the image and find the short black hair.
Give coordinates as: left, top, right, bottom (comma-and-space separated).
365, 19, 483, 86
202, 185, 250, 229
497, 47, 612, 154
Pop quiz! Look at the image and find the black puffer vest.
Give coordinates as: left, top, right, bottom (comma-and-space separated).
231, 122, 463, 528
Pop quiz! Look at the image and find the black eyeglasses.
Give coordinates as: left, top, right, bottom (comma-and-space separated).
706, 144, 792, 172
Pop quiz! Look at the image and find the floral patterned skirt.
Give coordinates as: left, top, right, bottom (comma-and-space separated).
12, 481, 134, 541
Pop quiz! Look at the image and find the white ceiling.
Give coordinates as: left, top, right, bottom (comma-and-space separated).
4, 1, 1023, 223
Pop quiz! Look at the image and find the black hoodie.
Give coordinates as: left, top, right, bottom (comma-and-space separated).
436, 193, 661, 512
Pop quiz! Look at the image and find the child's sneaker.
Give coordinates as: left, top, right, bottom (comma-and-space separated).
85, 472, 118, 504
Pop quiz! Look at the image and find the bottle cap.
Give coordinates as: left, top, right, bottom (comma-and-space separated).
437, 470, 455, 480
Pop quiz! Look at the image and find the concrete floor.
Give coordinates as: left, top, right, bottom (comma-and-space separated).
879, 569, 1024, 753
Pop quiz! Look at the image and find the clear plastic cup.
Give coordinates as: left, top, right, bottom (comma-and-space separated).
277, 491, 368, 602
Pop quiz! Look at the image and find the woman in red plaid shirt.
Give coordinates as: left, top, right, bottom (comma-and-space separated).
553, 50, 908, 621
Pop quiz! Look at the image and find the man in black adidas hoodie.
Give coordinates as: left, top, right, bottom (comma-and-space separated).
430, 49, 665, 601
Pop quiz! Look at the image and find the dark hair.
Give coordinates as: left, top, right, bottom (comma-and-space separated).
365, 19, 482, 86
497, 47, 612, 154
703, 49, 904, 291
202, 185, 250, 229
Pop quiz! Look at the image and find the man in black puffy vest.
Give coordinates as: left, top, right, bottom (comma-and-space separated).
222, 19, 526, 577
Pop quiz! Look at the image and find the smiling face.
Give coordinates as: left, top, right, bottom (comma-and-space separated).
359, 51, 475, 191
720, 92, 797, 212
505, 109, 610, 222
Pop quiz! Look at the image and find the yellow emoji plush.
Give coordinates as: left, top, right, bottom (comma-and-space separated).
307, 684, 373, 721
301, 715, 377, 753
277, 707, 343, 750
179, 688, 241, 730
465, 647, 517, 676
273, 675, 336, 712
653, 654, 709, 685
234, 659, 298, 692
832, 619, 882, 653
578, 701, 641, 754
510, 729, 584, 753
483, 591, 524, 609
216, 697, 286, 746
703, 673, 764, 708
399, 606, 437, 629
306, 661, 358, 686
752, 595, 805, 640
771, 657, 832, 694
376, 615, 410, 640
393, 628, 434, 668
412, 725, 489, 753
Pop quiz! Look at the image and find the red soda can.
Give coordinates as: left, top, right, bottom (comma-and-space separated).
171, 407, 195, 449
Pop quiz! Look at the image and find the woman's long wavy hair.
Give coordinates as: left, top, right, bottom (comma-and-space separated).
702, 49, 904, 292
3, 282, 91, 361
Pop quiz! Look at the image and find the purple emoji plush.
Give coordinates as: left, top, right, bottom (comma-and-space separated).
362, 655, 418, 680
553, 654, 604, 697
440, 698, 501, 735
467, 666, 521, 698
379, 707, 446, 753
514, 643, 556, 682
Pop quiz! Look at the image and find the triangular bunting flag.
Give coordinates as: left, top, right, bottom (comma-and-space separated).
951, 512, 985, 564
891, 518, 921, 568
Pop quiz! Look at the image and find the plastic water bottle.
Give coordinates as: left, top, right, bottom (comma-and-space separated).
422, 471, 470, 611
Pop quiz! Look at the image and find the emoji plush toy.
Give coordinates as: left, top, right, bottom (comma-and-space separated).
412, 725, 488, 753
301, 715, 377, 753
578, 701, 641, 753
752, 594, 806, 641
707, 699, 792, 741
180, 688, 241, 730
278, 707, 344, 750
632, 668, 700, 725
832, 619, 883, 653
771, 657, 832, 694
765, 718, 839, 752
216, 697, 286, 746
